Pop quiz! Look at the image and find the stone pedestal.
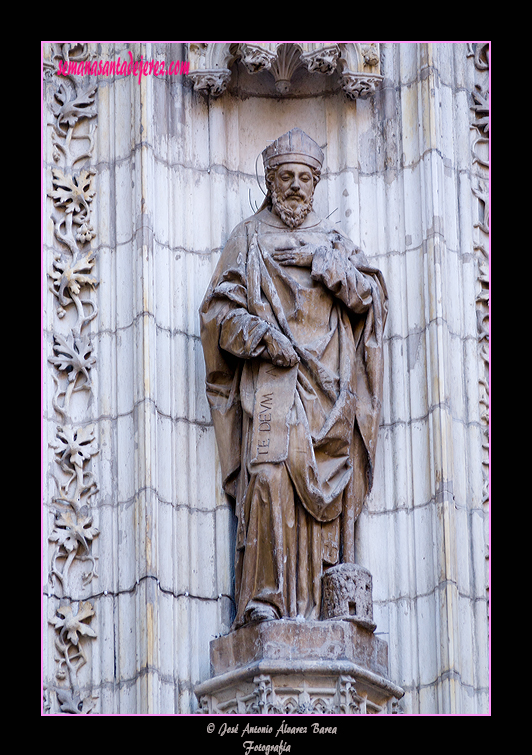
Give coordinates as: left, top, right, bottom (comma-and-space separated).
196, 563, 404, 714
195, 619, 404, 715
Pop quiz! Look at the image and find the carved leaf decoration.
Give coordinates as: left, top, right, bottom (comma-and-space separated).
49, 334, 95, 382
46, 44, 100, 713
52, 83, 97, 127
56, 688, 85, 714
472, 85, 489, 135
50, 510, 99, 553
52, 425, 98, 470
50, 252, 98, 305
56, 688, 97, 715
49, 169, 96, 218
56, 688, 83, 714
60, 43, 90, 63
50, 601, 96, 646
49, 511, 79, 553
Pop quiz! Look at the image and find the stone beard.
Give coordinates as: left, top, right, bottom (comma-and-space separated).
199, 129, 388, 629
269, 174, 315, 229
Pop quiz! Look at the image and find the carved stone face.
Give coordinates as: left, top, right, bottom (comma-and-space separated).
269, 162, 316, 228
273, 162, 315, 206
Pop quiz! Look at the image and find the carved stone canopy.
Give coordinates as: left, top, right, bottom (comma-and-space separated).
186, 42, 382, 99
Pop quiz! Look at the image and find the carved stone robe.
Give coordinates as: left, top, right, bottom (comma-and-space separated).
199, 207, 387, 627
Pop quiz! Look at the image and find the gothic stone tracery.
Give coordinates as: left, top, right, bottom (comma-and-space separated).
187, 43, 383, 98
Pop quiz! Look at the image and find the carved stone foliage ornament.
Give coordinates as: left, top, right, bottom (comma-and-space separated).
187, 43, 382, 98
467, 42, 490, 590
43, 43, 99, 715
199, 128, 388, 630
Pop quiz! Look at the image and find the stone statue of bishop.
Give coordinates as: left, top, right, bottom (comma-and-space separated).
200, 128, 388, 628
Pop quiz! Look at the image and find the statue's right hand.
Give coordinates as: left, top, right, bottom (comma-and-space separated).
263, 329, 299, 367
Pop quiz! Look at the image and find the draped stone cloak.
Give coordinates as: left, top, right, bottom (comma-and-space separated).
199, 207, 388, 626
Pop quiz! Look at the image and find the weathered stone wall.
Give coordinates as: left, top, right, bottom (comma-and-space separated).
42, 42, 489, 715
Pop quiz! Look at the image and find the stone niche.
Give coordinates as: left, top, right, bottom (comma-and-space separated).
186, 42, 383, 99
195, 566, 404, 715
